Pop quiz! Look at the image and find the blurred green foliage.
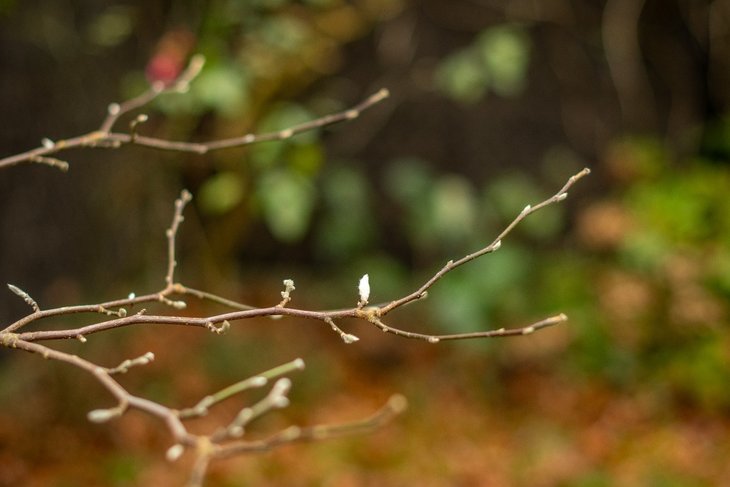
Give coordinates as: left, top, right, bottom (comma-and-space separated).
315, 165, 378, 261
257, 167, 316, 241
435, 24, 531, 102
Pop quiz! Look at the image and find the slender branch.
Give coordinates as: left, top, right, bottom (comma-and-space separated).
5, 334, 402, 487
174, 285, 257, 311
107, 352, 156, 375
5, 168, 590, 344
181, 394, 406, 487
378, 167, 591, 315
367, 314, 568, 343
212, 394, 408, 458
0, 54, 389, 172
187, 455, 211, 487
8, 337, 192, 444
178, 358, 305, 419
212, 377, 293, 442
2, 291, 161, 334
99, 55, 205, 133
166, 190, 193, 288
0, 56, 590, 485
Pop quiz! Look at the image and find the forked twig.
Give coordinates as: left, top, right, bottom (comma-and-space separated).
0, 53, 590, 486
0, 167, 588, 484
0, 55, 389, 171
6, 168, 589, 344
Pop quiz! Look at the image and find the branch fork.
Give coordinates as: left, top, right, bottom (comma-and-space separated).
0, 53, 591, 486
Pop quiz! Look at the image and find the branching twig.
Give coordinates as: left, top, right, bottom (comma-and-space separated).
0, 54, 590, 486
178, 358, 305, 419
0, 168, 587, 483
0, 54, 389, 172
5, 168, 589, 345
166, 189, 192, 288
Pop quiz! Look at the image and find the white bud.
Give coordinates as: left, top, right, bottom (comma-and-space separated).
107, 103, 120, 115
557, 192, 568, 201
87, 408, 119, 423
341, 333, 360, 344
522, 204, 532, 214
358, 274, 370, 305
41, 138, 55, 149
280, 279, 295, 300
272, 377, 292, 396
493, 240, 502, 250
141, 352, 155, 363
166, 444, 184, 462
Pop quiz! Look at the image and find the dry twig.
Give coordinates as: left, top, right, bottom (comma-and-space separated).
0, 54, 590, 486
0, 55, 389, 172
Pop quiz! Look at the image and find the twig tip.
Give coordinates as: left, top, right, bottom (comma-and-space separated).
388, 394, 408, 413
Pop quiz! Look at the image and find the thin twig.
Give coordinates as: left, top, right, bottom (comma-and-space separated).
377, 167, 591, 316
165, 190, 193, 288
212, 394, 408, 458
0, 54, 389, 172
99, 55, 205, 133
5, 168, 590, 344
178, 358, 305, 419
0, 54, 590, 485
367, 314, 568, 343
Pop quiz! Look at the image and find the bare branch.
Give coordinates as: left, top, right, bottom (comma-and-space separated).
213, 394, 408, 458
367, 314, 568, 343
5, 168, 589, 345
0, 52, 590, 485
0, 59, 389, 171
325, 317, 360, 344
178, 358, 305, 419
106, 351, 156, 375
99, 55, 206, 133
213, 377, 293, 442
172, 284, 256, 311
377, 167, 591, 316
165, 190, 193, 288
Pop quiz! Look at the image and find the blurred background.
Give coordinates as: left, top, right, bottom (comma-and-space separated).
1, 0, 729, 485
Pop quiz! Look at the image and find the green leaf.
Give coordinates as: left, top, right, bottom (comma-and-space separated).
435, 50, 489, 104
316, 166, 376, 260
259, 15, 310, 52
87, 6, 133, 47
198, 172, 245, 215
257, 169, 316, 242
193, 64, 249, 117
431, 175, 477, 246
476, 25, 530, 97
288, 142, 324, 176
